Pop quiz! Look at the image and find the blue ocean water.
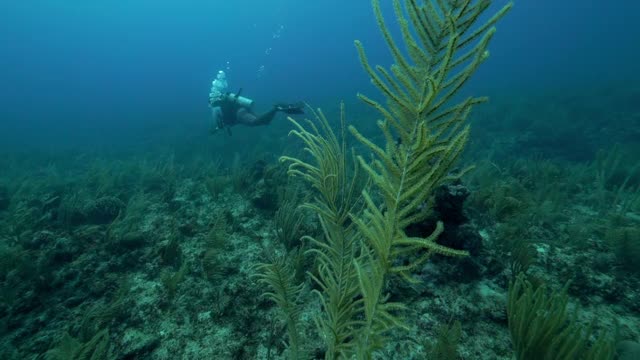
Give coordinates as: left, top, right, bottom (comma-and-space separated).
1, 0, 637, 150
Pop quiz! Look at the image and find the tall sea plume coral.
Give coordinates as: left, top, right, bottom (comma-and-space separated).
275, 0, 511, 358
350, 0, 511, 355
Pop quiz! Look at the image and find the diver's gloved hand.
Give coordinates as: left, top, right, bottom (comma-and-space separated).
274, 102, 305, 115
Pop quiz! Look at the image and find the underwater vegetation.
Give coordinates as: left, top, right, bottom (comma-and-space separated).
278, 0, 512, 357
1, 0, 640, 359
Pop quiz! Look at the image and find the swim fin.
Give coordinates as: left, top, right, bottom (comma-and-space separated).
275, 102, 305, 115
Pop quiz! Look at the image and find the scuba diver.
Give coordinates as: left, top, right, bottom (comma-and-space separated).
208, 70, 304, 135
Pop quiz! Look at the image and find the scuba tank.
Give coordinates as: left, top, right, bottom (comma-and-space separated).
209, 70, 254, 107
227, 88, 254, 107
228, 93, 253, 107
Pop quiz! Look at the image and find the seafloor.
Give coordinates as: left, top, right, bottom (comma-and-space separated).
0, 86, 639, 359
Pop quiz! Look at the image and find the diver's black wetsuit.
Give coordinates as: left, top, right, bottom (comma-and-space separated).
209, 95, 303, 134
216, 98, 279, 127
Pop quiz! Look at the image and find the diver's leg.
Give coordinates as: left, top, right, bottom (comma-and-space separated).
236, 107, 278, 126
